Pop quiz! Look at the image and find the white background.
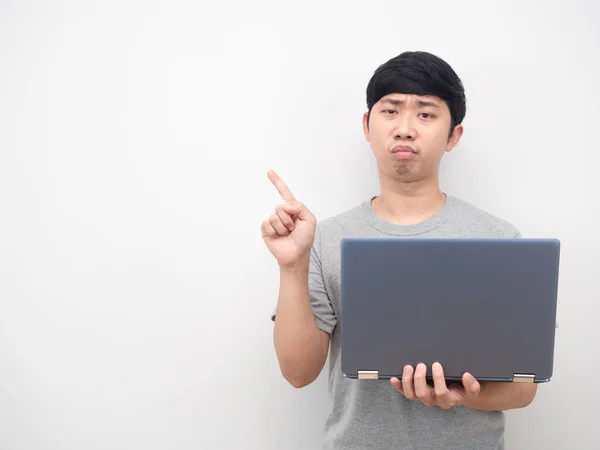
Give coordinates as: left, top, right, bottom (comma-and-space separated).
1, 0, 599, 448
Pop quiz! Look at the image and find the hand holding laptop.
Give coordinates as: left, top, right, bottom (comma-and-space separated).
262, 170, 317, 269
390, 362, 481, 410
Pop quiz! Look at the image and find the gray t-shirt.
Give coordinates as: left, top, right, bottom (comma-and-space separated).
271, 195, 521, 450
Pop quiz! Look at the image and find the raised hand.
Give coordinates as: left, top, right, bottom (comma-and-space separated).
262, 170, 317, 269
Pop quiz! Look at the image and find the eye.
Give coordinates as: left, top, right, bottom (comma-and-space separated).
419, 113, 434, 119
382, 109, 397, 115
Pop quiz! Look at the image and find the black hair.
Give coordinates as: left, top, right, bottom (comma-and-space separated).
366, 51, 466, 135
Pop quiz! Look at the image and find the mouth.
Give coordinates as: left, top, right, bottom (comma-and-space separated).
391, 145, 417, 159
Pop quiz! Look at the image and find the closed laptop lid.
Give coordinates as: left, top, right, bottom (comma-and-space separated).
340, 238, 560, 383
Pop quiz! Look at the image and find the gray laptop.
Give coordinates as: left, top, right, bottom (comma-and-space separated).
340, 238, 560, 384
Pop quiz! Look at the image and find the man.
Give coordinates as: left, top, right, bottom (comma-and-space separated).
262, 51, 537, 449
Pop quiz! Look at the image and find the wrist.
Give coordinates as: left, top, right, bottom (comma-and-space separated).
279, 255, 310, 275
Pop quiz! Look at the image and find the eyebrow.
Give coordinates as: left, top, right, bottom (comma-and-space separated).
380, 98, 441, 108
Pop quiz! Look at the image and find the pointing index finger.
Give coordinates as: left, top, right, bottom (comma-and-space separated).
267, 170, 296, 203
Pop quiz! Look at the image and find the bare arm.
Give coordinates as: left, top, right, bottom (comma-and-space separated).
273, 259, 330, 388
464, 381, 538, 411
262, 170, 330, 388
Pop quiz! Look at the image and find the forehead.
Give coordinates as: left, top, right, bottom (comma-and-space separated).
377, 93, 448, 109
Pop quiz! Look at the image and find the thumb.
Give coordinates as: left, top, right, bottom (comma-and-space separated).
283, 201, 312, 220
462, 373, 481, 397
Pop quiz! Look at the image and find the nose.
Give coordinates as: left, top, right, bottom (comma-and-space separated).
392, 113, 416, 140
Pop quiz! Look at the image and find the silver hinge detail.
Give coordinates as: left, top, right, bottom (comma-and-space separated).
513, 373, 535, 383
358, 370, 379, 380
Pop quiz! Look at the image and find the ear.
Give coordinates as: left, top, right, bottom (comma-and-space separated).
445, 124, 464, 153
362, 112, 371, 142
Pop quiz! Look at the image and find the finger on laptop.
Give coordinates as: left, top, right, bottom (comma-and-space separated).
414, 363, 434, 406
401, 365, 417, 400
432, 362, 453, 409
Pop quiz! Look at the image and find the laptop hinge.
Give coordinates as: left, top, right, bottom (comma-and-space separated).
513, 373, 535, 383
358, 370, 379, 380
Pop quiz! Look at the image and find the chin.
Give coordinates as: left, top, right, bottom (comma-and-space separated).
393, 165, 415, 179
393, 167, 432, 185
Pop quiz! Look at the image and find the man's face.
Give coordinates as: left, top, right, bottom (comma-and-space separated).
362, 93, 463, 183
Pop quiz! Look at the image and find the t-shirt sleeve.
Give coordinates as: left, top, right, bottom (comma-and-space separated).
512, 227, 522, 238
270, 225, 337, 335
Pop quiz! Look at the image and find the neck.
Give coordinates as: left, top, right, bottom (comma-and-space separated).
372, 175, 447, 225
